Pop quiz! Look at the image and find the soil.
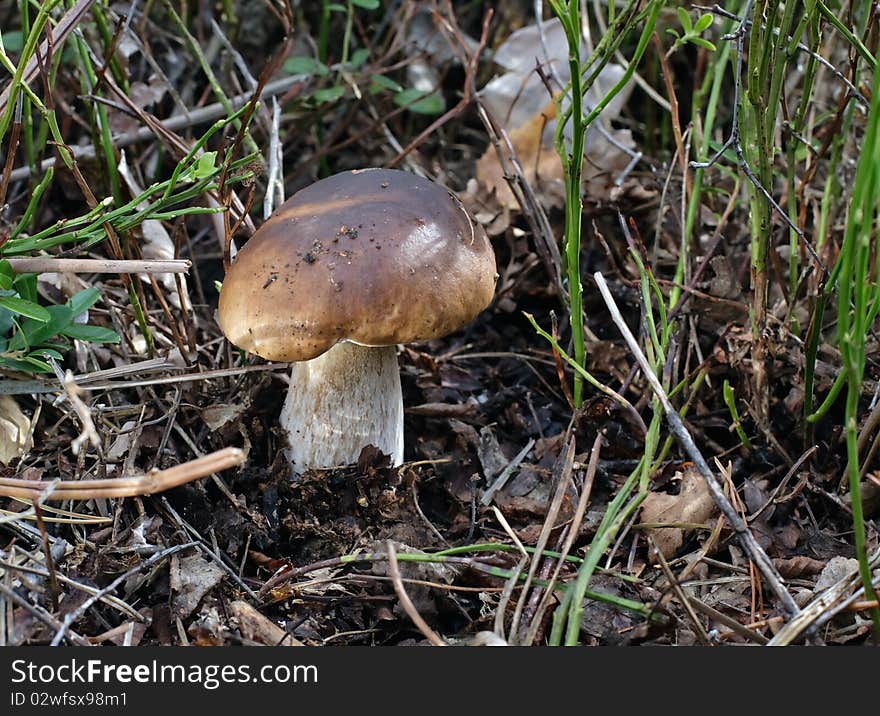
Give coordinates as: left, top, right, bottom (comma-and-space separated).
0, 1, 877, 647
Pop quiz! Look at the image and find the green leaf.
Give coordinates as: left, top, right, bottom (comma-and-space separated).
676, 7, 693, 34
283, 56, 329, 76
0, 296, 51, 322
30, 348, 65, 361
694, 13, 714, 33
351, 0, 380, 8
67, 287, 102, 316
9, 304, 73, 352
313, 86, 346, 104
369, 74, 403, 93
19, 356, 53, 373
394, 88, 444, 115
665, 28, 680, 39
0, 307, 14, 335
326, 3, 346, 12
189, 152, 218, 180
61, 324, 120, 344
691, 37, 717, 51
0, 30, 24, 54
348, 48, 370, 70
13, 273, 38, 303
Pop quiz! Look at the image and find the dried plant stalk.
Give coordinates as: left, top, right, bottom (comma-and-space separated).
5, 258, 191, 274
0, 447, 245, 501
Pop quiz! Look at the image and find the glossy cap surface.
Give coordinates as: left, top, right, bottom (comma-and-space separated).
218, 168, 497, 361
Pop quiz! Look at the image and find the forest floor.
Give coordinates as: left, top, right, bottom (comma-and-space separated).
0, 1, 878, 647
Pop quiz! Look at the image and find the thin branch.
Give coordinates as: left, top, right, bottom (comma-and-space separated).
5, 258, 191, 274
0, 447, 245, 501
50, 541, 198, 646
386, 540, 447, 646
593, 270, 803, 621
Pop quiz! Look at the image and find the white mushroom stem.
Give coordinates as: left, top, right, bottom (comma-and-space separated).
280, 342, 404, 472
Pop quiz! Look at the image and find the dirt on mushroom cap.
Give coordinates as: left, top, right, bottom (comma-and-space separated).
218, 168, 497, 362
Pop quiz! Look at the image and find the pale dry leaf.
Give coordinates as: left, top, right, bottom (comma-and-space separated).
170, 552, 225, 619
106, 420, 138, 463
203, 403, 247, 431
640, 466, 718, 560
813, 556, 858, 593
0, 394, 32, 465
477, 425, 508, 481
476, 18, 634, 209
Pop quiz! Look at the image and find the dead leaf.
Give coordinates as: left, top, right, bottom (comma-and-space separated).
170, 552, 225, 619
0, 394, 32, 465
202, 403, 247, 431
477, 426, 508, 481
475, 102, 566, 209
89, 620, 148, 646
476, 19, 634, 209
772, 555, 826, 579
814, 556, 858, 592
640, 466, 718, 560
105, 420, 138, 463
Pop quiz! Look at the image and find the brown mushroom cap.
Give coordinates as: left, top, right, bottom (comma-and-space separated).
218, 168, 497, 361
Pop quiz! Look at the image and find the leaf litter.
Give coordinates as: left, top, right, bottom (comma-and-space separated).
0, 1, 877, 648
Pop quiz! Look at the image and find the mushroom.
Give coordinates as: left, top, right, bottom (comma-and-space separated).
217, 168, 496, 473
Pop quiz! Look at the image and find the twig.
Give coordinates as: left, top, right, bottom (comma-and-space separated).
0, 0, 97, 118
593, 271, 802, 621
50, 541, 198, 646
386, 8, 493, 167
685, 595, 769, 644
386, 540, 447, 646
0, 447, 245, 501
263, 98, 284, 219
480, 438, 535, 506
511, 436, 576, 644
5, 258, 191, 274
32, 503, 61, 611
695, 3, 868, 107
5, 73, 308, 185
0, 362, 293, 396
51, 366, 100, 456
649, 536, 711, 645
523, 433, 601, 646
0, 581, 89, 646
0, 556, 141, 620
768, 546, 880, 645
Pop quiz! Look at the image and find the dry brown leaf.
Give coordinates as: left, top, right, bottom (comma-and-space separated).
772, 555, 826, 578
0, 394, 32, 466
475, 101, 566, 209
640, 466, 718, 560
89, 620, 148, 646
